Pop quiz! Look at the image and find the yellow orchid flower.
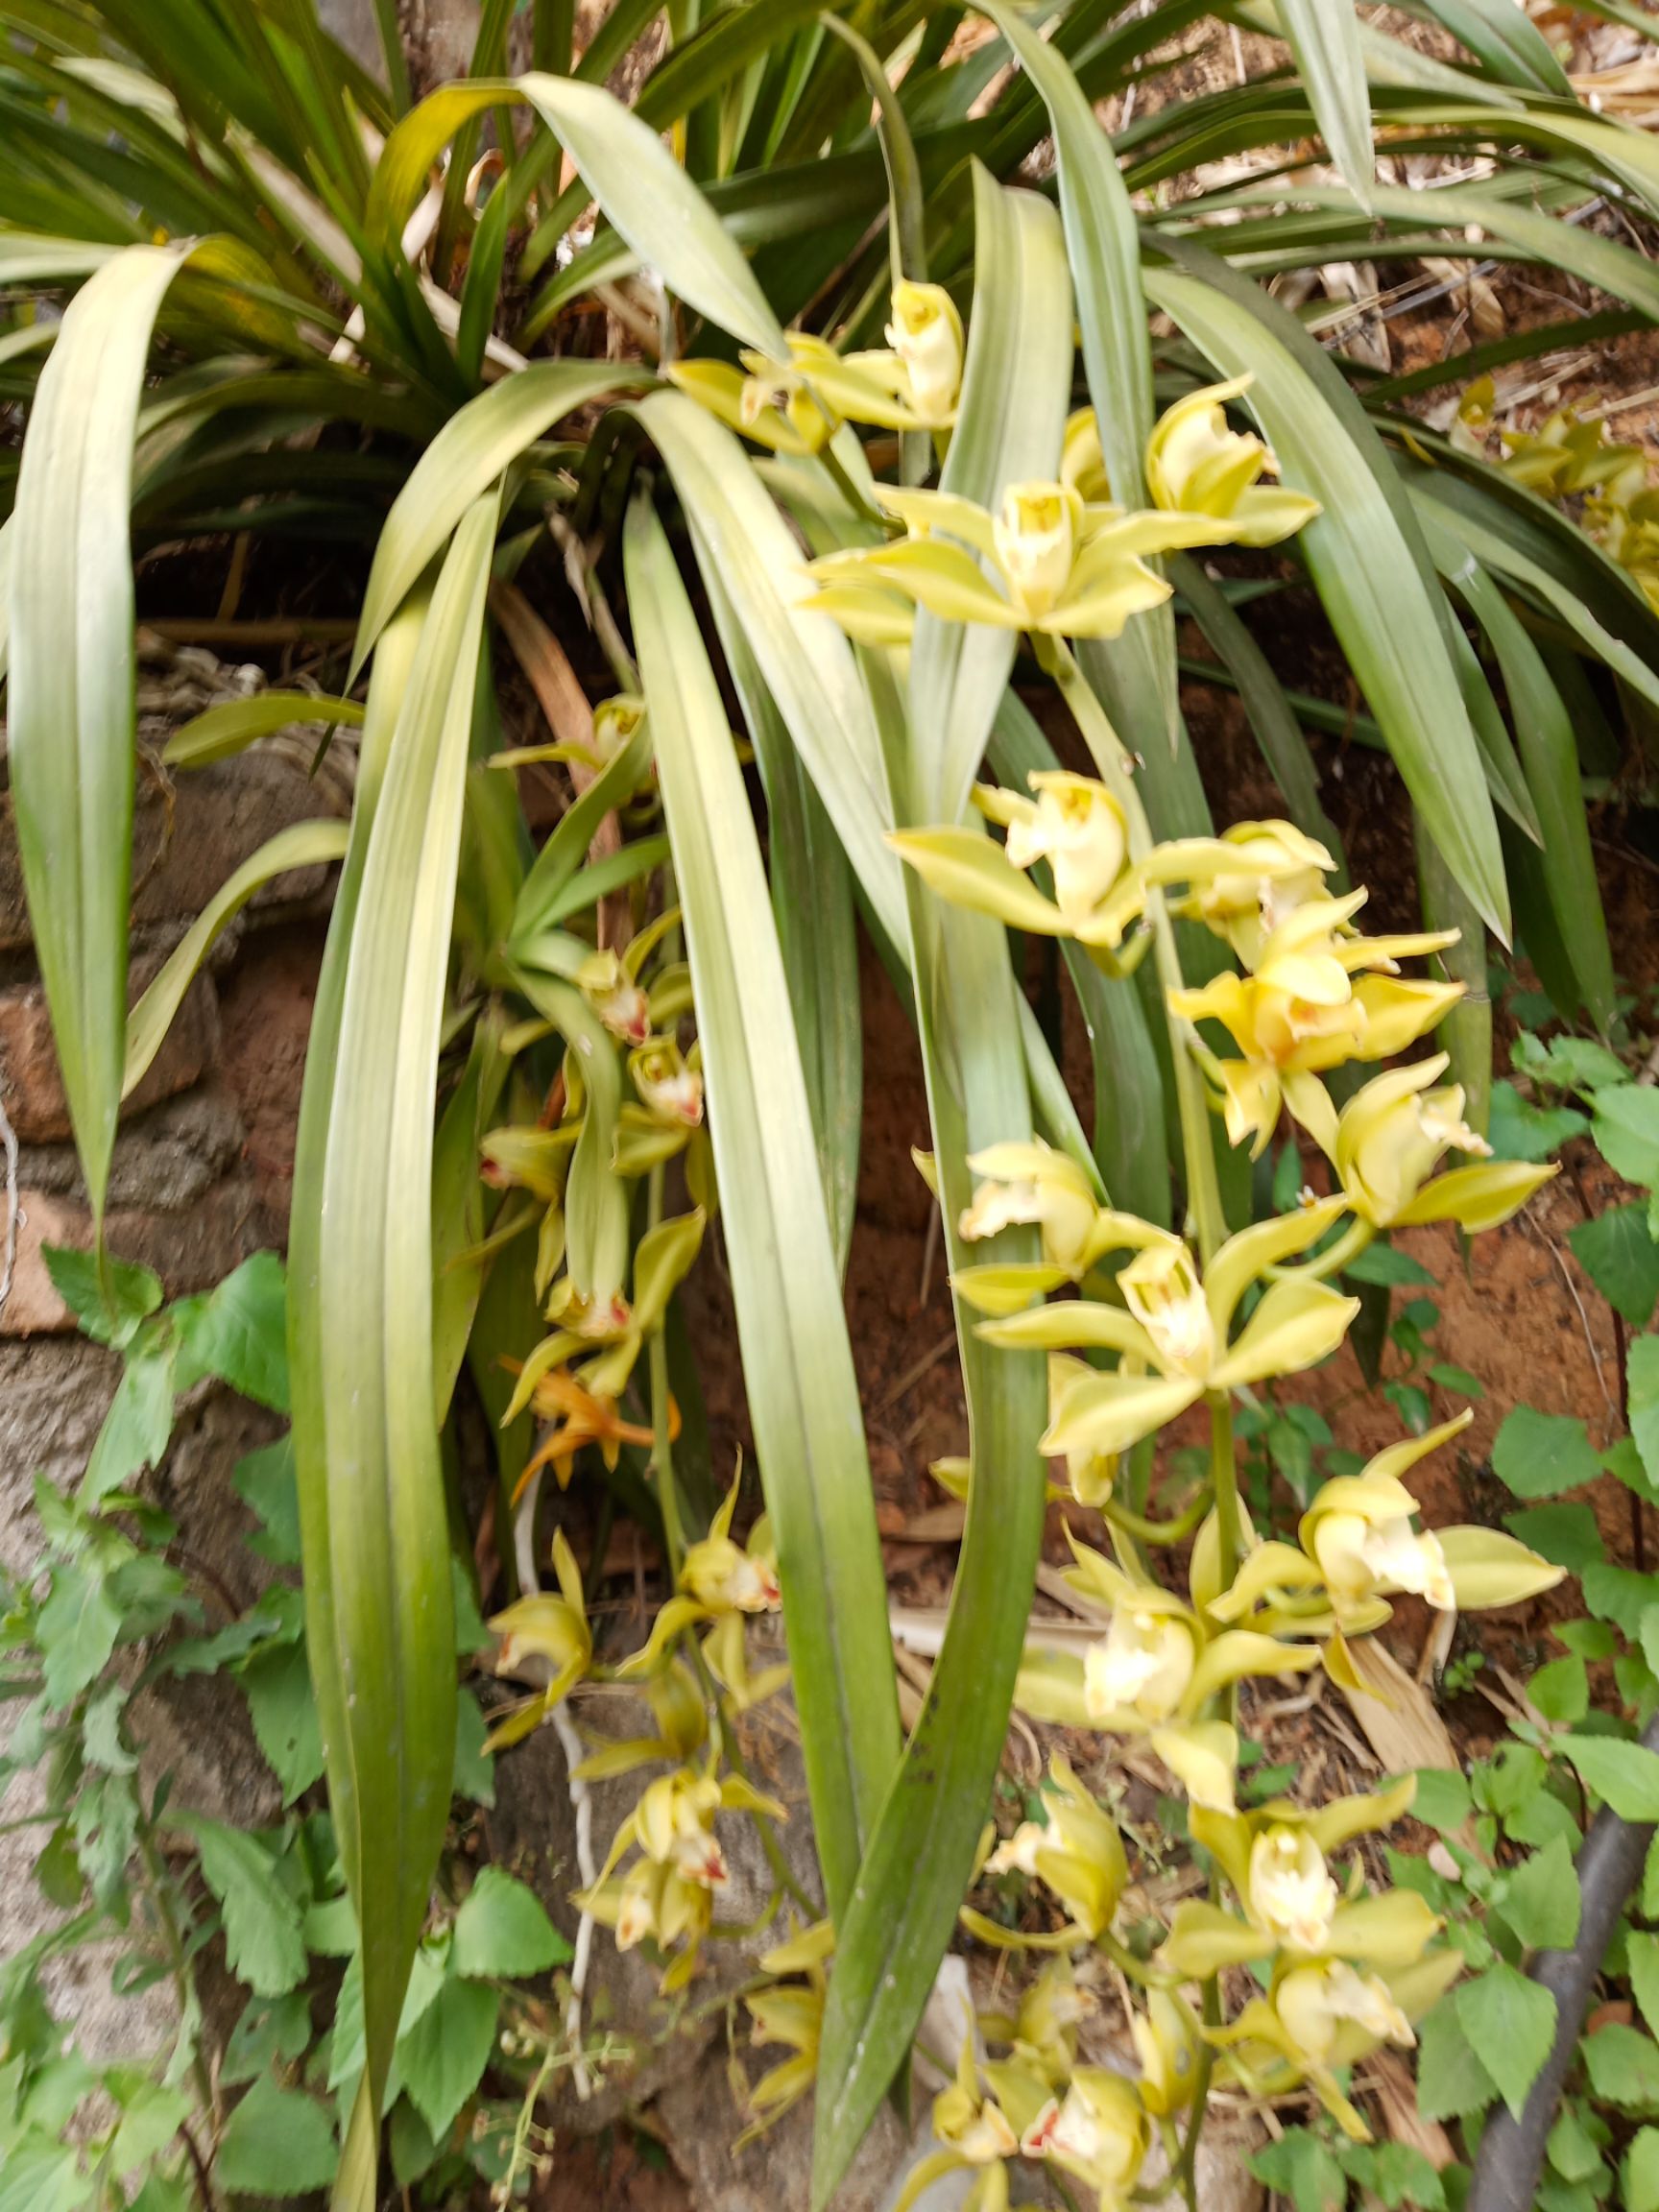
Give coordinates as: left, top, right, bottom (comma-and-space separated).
981, 1752, 1128, 1939
1299, 1412, 1564, 1626
1019, 2068, 1149, 2207
618, 1470, 783, 1679
630, 1035, 705, 1127
484, 1528, 592, 1749
1172, 896, 1465, 1156
580, 1760, 786, 1987
805, 478, 1219, 643
983, 770, 1131, 931
956, 1140, 1126, 1277
1145, 374, 1321, 547
1169, 818, 1336, 965
1334, 1053, 1556, 1229
894, 2040, 1024, 2212
666, 357, 837, 456
883, 279, 965, 425
1060, 405, 1112, 502
1164, 1781, 1436, 1978
894, 775, 1330, 959
1007, 1956, 1092, 2085
1131, 1990, 1204, 2117
974, 1197, 1358, 1456
1207, 1950, 1463, 2141
1047, 1354, 1117, 1505
1012, 1544, 1321, 1813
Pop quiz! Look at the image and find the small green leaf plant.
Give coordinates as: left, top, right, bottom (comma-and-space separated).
0, 1253, 580, 2209
1367, 1010, 1659, 2208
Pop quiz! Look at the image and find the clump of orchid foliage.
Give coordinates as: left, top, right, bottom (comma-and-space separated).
474, 290, 1569, 2201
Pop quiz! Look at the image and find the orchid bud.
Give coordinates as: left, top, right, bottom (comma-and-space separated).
1248, 1825, 1338, 1953
885, 280, 964, 423
1000, 771, 1130, 932
1020, 2069, 1147, 2200
983, 1753, 1127, 1937
1146, 375, 1319, 546
993, 482, 1081, 620
1118, 1239, 1214, 1379
1275, 1960, 1415, 2065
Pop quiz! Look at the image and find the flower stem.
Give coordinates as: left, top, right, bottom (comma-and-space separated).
1207, 1389, 1241, 1594
1036, 635, 1224, 1262
1100, 1487, 1214, 1549
646, 1163, 686, 1581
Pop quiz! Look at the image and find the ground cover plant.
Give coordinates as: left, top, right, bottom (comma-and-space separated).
9, 0, 1659, 2203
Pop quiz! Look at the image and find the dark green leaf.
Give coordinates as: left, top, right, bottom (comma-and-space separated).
1557, 1735, 1659, 1819
41, 1245, 162, 1350
215, 2076, 339, 2198
1583, 2022, 1659, 2113
37, 1561, 122, 1708
451, 1866, 569, 1980
1249, 2129, 1346, 2212
83, 1347, 176, 1505
1503, 1503, 1604, 1574
394, 1972, 498, 2140
240, 1641, 325, 1806
1499, 1833, 1580, 1951
1571, 1205, 1659, 1330
1487, 1081, 1587, 1164
172, 1252, 289, 1410
1492, 1407, 1601, 1499
177, 1813, 306, 1997
1455, 1961, 1556, 2119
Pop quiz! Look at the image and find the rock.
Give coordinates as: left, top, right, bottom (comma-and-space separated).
0, 1166, 272, 1340
0, 954, 218, 1143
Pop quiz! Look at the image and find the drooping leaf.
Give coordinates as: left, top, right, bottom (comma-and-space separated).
1275, 0, 1374, 205
813, 175, 1060, 2208
123, 823, 349, 1095
8, 243, 192, 1219
1144, 252, 1509, 940
624, 492, 901, 1922
292, 503, 499, 2203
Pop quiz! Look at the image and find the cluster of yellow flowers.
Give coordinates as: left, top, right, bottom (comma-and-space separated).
1455, 375, 1659, 614
486, 1486, 789, 1985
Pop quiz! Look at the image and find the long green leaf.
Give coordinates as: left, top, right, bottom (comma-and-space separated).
1144, 255, 1510, 940
163, 689, 365, 768
288, 589, 426, 2212
624, 492, 901, 1918
301, 494, 500, 2207
1437, 538, 1616, 1029
710, 571, 863, 1275
7, 241, 192, 1222
975, 0, 1177, 756
1274, 0, 1374, 205
351, 362, 628, 677
812, 175, 1059, 2209
123, 821, 349, 1093
637, 389, 903, 945
519, 75, 789, 354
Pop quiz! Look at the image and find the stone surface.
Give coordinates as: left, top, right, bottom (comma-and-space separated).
0, 957, 218, 1143
1, 1168, 271, 1339
0, 740, 351, 958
